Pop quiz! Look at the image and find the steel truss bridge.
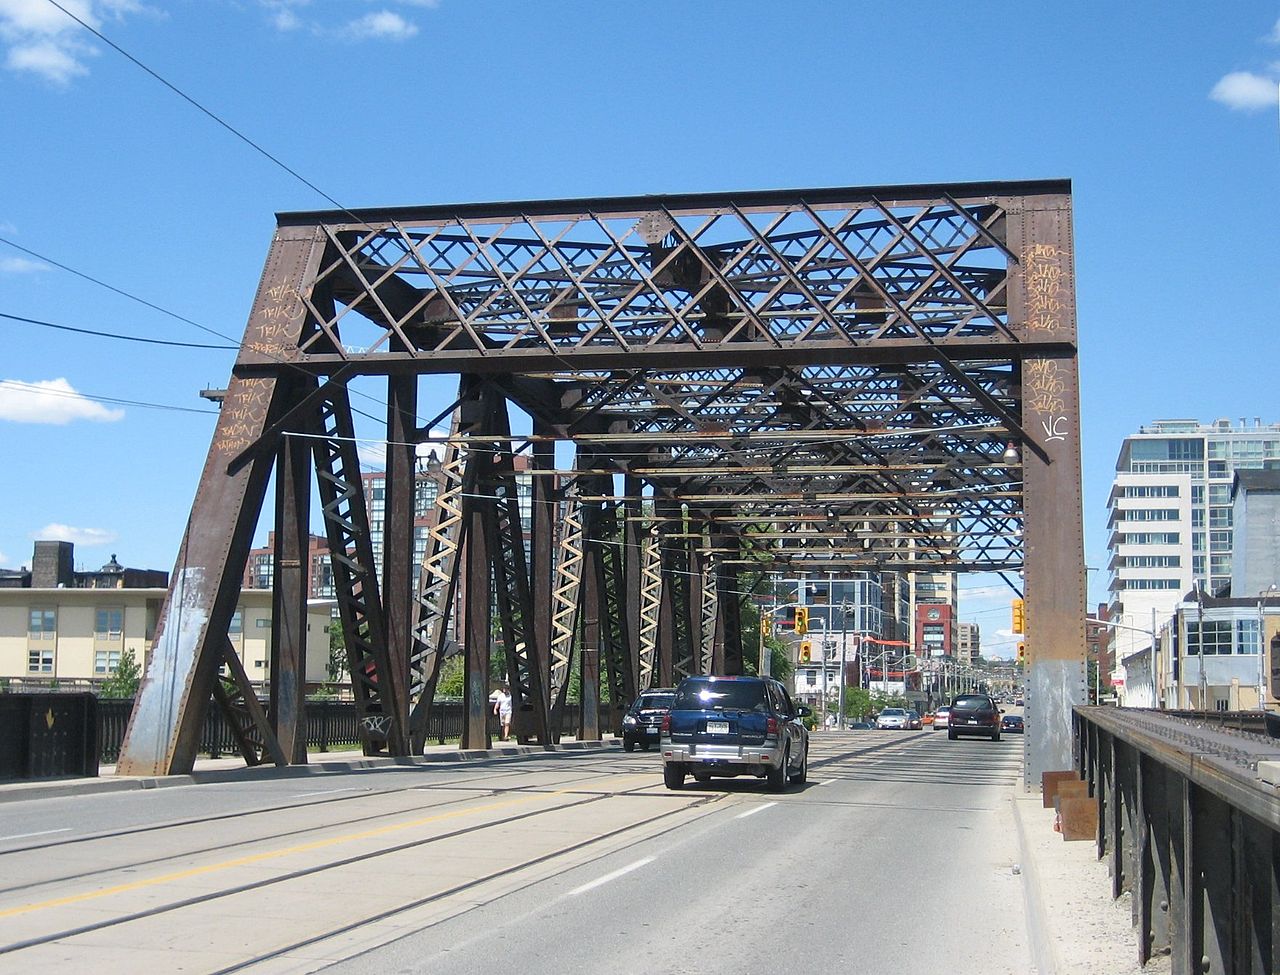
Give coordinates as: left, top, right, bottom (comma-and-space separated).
119, 180, 1087, 789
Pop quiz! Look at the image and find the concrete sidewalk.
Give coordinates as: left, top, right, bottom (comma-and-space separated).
0, 737, 611, 804
1, 740, 1159, 974
1012, 791, 1168, 975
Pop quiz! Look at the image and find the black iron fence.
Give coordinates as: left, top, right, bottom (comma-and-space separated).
96, 698, 586, 764
1074, 706, 1280, 974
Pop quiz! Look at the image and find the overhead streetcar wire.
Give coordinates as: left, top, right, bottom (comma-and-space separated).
0, 311, 237, 350
0, 379, 220, 416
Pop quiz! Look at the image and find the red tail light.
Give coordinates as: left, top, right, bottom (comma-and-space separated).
765, 717, 779, 736
661, 713, 670, 734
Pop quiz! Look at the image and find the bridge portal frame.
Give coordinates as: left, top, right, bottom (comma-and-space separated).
117, 180, 1085, 791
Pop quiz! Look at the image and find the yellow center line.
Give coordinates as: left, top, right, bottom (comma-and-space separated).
0, 772, 659, 920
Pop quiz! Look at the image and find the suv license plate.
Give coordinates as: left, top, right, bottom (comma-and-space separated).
706, 721, 730, 734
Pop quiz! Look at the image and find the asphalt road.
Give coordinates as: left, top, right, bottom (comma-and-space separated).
0, 729, 1032, 974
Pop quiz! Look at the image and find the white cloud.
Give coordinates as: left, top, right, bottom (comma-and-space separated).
1270, 18, 1280, 44
0, 378, 125, 424
1210, 71, 1280, 111
33, 523, 118, 547
345, 10, 418, 41
0, 255, 50, 273
0, 0, 144, 84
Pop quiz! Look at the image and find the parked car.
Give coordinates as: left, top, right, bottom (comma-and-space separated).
906, 710, 923, 730
622, 687, 675, 752
660, 675, 810, 791
947, 693, 1002, 741
848, 721, 873, 730
875, 707, 910, 730
921, 712, 935, 727
1001, 713, 1025, 734
931, 705, 951, 731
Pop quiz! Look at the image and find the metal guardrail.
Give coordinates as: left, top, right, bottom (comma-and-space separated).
1073, 706, 1280, 974
96, 699, 586, 764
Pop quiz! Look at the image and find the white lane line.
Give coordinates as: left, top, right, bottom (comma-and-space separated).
289, 787, 363, 798
735, 802, 777, 819
0, 828, 72, 842
567, 857, 655, 897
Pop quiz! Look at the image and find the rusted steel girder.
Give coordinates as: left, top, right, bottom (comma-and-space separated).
118, 181, 1083, 785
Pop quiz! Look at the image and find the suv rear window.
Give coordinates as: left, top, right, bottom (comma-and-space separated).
635, 693, 673, 710
673, 680, 767, 712
952, 695, 994, 710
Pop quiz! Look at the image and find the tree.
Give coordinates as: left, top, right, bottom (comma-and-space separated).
843, 686, 873, 720
100, 648, 142, 698
327, 619, 346, 684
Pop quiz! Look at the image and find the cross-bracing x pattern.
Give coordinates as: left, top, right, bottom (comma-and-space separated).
284, 196, 1012, 361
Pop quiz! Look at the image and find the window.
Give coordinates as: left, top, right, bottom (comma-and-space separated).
255, 617, 271, 628
1119, 555, 1180, 568
1123, 485, 1179, 498
1117, 579, 1180, 590
1237, 619, 1261, 655
95, 607, 123, 639
94, 649, 121, 674
1121, 532, 1179, 545
1186, 620, 1233, 655
28, 608, 55, 639
28, 648, 54, 673
1115, 508, 1179, 522
1208, 508, 1232, 529
229, 609, 242, 635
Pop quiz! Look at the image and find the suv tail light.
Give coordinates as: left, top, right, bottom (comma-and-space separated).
661, 713, 670, 734
765, 717, 779, 736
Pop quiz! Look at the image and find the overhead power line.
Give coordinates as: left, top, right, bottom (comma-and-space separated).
0, 311, 236, 349
46, 0, 347, 213
0, 378, 221, 416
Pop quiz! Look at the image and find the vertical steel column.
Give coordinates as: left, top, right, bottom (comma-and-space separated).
383, 374, 417, 746
461, 425, 492, 749
712, 525, 743, 676
531, 422, 556, 715
270, 424, 311, 764
1009, 194, 1087, 790
580, 538, 601, 741
1189, 786, 1232, 975
1140, 755, 1174, 964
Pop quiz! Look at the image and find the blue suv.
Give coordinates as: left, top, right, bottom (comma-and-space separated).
660, 675, 811, 791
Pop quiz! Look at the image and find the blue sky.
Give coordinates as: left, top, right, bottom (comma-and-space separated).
2, 0, 1278, 658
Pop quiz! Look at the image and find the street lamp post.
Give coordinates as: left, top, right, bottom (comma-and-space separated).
838, 602, 850, 730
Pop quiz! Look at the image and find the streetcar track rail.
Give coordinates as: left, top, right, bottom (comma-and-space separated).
0, 776, 714, 960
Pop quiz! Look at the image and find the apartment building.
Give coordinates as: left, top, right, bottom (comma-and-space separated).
1106, 417, 1280, 662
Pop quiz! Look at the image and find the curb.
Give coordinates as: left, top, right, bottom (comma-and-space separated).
1012, 792, 1062, 975
0, 740, 618, 804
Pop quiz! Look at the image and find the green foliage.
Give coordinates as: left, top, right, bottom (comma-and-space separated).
100, 648, 141, 698
308, 684, 337, 701
843, 686, 873, 719
436, 654, 465, 697
869, 689, 907, 713
327, 620, 346, 684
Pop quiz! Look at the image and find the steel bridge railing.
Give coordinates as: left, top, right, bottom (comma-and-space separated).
1073, 706, 1280, 974
97, 699, 586, 765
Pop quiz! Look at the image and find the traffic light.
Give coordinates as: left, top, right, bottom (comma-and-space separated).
799, 640, 812, 663
1011, 598, 1025, 635
794, 606, 809, 635
1017, 641, 1026, 664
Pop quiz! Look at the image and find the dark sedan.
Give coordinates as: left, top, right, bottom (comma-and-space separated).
1001, 713, 1024, 734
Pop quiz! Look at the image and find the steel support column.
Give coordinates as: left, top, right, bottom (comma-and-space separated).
1011, 194, 1087, 790
270, 425, 311, 764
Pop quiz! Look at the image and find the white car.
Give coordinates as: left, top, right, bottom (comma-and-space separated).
875, 707, 909, 730
931, 705, 951, 730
